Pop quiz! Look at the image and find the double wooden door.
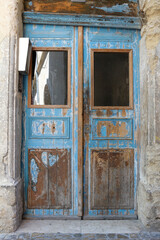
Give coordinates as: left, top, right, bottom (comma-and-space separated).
23, 25, 140, 219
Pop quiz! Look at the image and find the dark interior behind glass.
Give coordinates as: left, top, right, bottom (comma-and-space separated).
94, 52, 129, 107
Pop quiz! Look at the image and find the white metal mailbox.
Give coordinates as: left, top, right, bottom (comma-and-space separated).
18, 38, 32, 75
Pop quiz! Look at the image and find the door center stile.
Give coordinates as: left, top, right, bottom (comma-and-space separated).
77, 26, 84, 217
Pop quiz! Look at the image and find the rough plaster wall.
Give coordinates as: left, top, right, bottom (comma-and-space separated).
138, 0, 160, 229
0, 0, 23, 232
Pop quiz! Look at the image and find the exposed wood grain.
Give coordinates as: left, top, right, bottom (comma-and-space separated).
90, 149, 134, 210
24, 0, 139, 17
78, 26, 83, 216
49, 149, 71, 209
91, 151, 109, 209
108, 149, 134, 208
83, 28, 90, 218
28, 149, 71, 209
129, 50, 133, 109
28, 53, 32, 107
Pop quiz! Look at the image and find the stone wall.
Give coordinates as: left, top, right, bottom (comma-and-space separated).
138, 0, 160, 229
0, 0, 23, 232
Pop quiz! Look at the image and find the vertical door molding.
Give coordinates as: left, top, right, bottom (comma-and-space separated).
78, 26, 83, 216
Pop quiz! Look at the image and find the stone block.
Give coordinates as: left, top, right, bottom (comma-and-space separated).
138, 181, 160, 229
0, 180, 23, 233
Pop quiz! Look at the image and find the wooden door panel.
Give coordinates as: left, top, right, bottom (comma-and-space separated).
28, 149, 71, 209
90, 149, 134, 210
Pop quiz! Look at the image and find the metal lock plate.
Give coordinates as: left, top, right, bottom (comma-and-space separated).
84, 125, 91, 134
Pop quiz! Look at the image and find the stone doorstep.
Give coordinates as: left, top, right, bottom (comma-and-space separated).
0, 220, 160, 239
14, 220, 144, 234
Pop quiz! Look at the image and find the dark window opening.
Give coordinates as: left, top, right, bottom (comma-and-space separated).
94, 52, 130, 107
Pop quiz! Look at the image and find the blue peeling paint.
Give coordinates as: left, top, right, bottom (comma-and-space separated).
41, 152, 48, 167
31, 158, 39, 184
30, 158, 40, 191
49, 153, 58, 167
91, 4, 130, 14
23, 12, 141, 30
92, 118, 133, 140
29, 117, 70, 139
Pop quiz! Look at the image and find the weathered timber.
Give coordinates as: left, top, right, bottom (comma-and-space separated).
28, 149, 71, 209
49, 149, 71, 209
24, 0, 139, 17
78, 26, 83, 216
91, 149, 134, 210
23, 12, 141, 29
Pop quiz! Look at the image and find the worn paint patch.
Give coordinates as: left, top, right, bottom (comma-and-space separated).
62, 108, 68, 116
92, 118, 132, 139
49, 153, 59, 167
30, 158, 40, 192
96, 110, 103, 117
29, 117, 70, 139
122, 109, 126, 117
51, 122, 56, 134
107, 110, 113, 117
91, 3, 130, 14
41, 152, 48, 167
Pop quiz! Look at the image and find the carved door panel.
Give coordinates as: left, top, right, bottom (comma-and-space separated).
23, 25, 80, 218
83, 27, 140, 219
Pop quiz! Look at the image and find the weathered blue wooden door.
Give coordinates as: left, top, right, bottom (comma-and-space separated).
23, 25, 80, 218
83, 27, 140, 219
23, 24, 140, 219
